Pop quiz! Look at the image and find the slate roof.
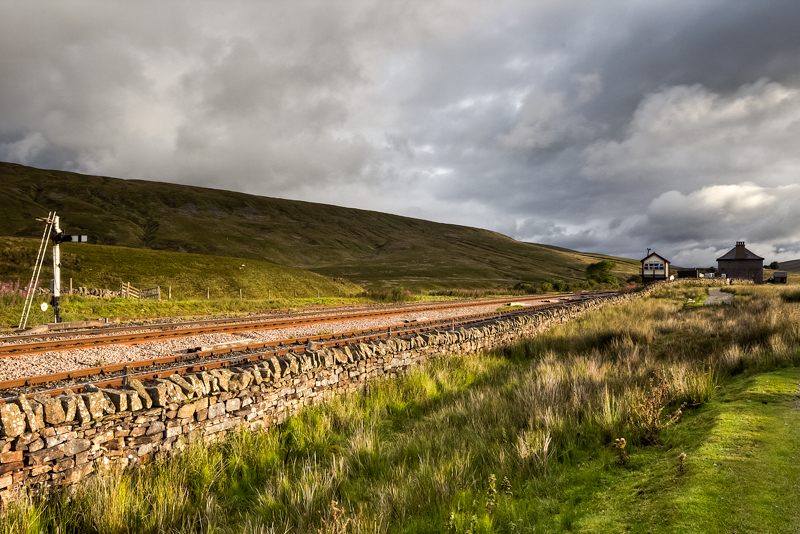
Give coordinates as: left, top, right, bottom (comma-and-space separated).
639, 252, 670, 264
717, 244, 764, 261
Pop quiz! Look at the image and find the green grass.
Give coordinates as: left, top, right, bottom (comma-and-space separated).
5, 283, 800, 532
0, 235, 366, 328
577, 368, 800, 533
0, 161, 640, 290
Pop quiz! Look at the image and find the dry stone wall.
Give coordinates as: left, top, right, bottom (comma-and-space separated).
0, 287, 661, 506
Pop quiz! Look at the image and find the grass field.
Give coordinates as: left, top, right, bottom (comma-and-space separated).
0, 161, 640, 289
0, 235, 367, 329
3, 282, 800, 533
0, 235, 625, 330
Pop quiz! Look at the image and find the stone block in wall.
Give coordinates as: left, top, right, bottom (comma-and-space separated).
177, 403, 196, 419
0, 451, 22, 464
166, 425, 182, 439
256, 363, 272, 381
169, 375, 197, 397
267, 358, 281, 379
34, 394, 66, 425
144, 382, 169, 407
193, 397, 209, 413
28, 445, 65, 466
103, 389, 128, 412
229, 371, 251, 391
204, 417, 243, 435
0, 459, 23, 477
62, 439, 91, 457
207, 402, 225, 420
14, 396, 43, 432
14, 432, 40, 451
45, 431, 74, 449
184, 374, 208, 395
80, 392, 107, 420
210, 370, 232, 392
287, 355, 300, 375
128, 379, 153, 409
92, 430, 115, 447
147, 422, 165, 436
59, 395, 78, 423
225, 398, 241, 413
53, 457, 75, 473
154, 380, 186, 404
0, 403, 27, 438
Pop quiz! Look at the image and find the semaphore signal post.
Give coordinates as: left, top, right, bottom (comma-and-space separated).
20, 213, 88, 327
49, 215, 88, 323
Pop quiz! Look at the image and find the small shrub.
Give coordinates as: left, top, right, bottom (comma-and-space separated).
631, 375, 687, 445
612, 438, 629, 465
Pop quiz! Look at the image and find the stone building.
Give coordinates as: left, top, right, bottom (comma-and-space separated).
641, 251, 670, 282
717, 241, 764, 283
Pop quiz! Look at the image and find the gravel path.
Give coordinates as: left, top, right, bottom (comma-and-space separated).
704, 288, 735, 305
0, 302, 538, 383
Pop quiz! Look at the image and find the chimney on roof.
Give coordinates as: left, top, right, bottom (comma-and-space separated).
735, 241, 746, 259
647, 248, 651, 256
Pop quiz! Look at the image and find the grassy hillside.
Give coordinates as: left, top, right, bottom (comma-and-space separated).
778, 259, 800, 272
0, 162, 639, 289
0, 236, 361, 301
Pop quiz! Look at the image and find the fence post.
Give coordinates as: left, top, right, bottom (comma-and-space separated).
168, 286, 171, 300
317, 290, 320, 298
207, 288, 209, 300
239, 288, 242, 300
268, 289, 271, 300
69, 278, 72, 295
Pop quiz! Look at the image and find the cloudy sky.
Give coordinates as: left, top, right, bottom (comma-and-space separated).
2, 1, 800, 266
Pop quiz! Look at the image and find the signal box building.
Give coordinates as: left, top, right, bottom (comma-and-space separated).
641, 252, 670, 282
716, 241, 764, 283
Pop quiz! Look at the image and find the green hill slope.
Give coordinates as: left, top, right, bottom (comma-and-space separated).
0, 236, 362, 301
0, 162, 639, 289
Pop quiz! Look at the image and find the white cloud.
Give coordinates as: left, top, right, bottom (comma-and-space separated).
581, 79, 800, 189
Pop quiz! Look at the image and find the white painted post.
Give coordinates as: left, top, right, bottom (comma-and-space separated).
240, 288, 242, 299
52, 216, 62, 323
207, 288, 209, 299
168, 286, 171, 299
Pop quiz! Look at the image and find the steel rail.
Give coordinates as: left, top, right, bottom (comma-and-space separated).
0, 293, 611, 358
0, 296, 606, 400
0, 293, 597, 343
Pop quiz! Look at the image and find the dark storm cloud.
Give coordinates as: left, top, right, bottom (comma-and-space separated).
2, 0, 800, 266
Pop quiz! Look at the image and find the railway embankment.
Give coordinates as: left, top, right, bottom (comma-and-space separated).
0, 285, 664, 506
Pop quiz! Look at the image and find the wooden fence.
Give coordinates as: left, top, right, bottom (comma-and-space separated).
120, 282, 161, 301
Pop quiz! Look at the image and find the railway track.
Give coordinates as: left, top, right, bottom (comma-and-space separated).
0, 292, 616, 400
0, 292, 614, 358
